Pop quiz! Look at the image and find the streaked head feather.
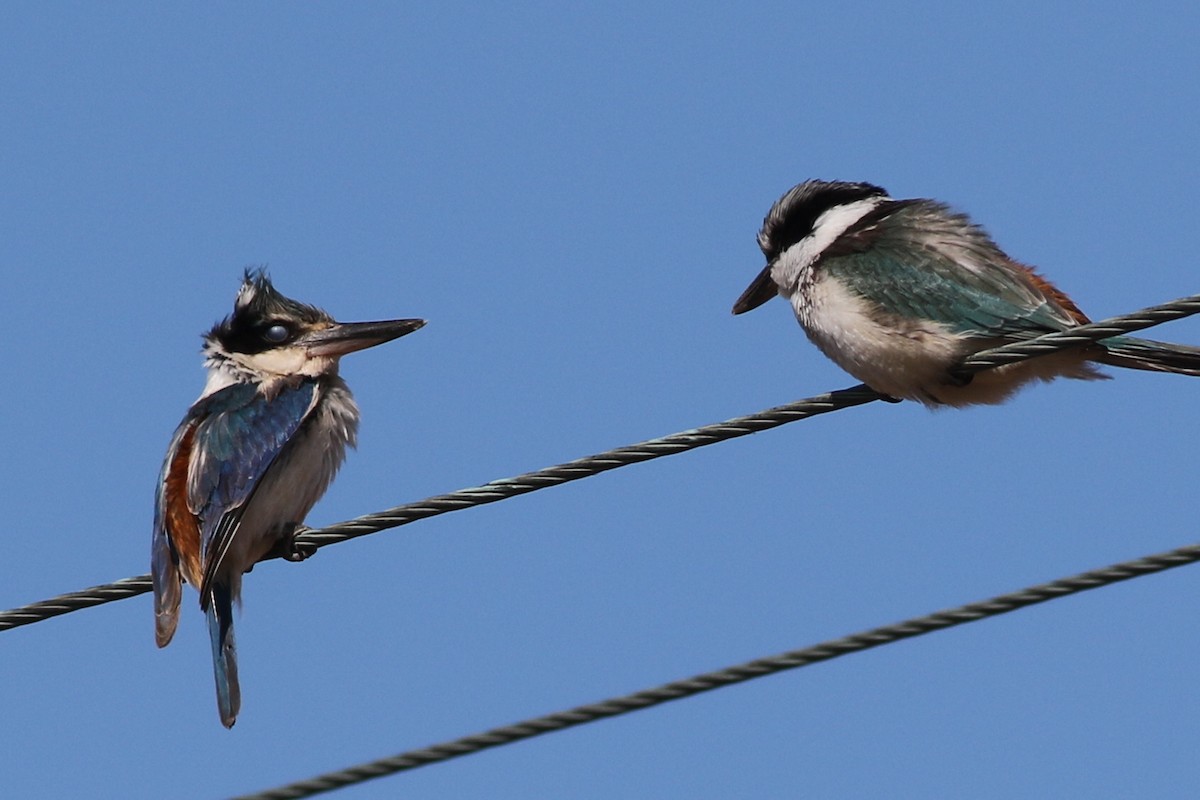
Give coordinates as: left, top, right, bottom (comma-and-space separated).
758, 180, 889, 261
209, 269, 333, 356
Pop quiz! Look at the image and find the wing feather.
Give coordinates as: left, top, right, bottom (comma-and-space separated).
152, 416, 202, 646
182, 380, 319, 604
819, 200, 1082, 339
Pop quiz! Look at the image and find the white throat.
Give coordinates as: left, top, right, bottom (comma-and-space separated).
198, 344, 337, 400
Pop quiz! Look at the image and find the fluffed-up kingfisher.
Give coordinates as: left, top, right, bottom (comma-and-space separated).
152, 270, 425, 727
734, 179, 1200, 406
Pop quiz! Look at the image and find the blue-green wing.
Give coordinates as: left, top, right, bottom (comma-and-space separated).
186, 380, 319, 596
818, 200, 1078, 339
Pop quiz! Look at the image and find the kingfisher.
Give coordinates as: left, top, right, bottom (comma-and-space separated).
152, 269, 425, 727
733, 179, 1200, 406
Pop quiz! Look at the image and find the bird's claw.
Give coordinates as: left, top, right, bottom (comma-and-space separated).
270, 524, 317, 562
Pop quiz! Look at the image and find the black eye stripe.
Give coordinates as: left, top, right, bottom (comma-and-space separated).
761, 181, 887, 259
209, 271, 335, 355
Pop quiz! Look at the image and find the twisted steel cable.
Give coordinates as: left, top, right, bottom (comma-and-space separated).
960, 294, 1200, 370
0, 576, 154, 629
2, 292, 1198, 633
230, 540, 1200, 800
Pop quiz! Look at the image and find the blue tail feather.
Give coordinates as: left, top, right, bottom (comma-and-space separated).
206, 583, 240, 728
1098, 336, 1200, 377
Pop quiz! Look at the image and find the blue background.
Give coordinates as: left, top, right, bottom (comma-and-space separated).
4, 3, 1199, 798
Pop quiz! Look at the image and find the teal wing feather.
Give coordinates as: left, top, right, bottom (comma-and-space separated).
819, 200, 1078, 339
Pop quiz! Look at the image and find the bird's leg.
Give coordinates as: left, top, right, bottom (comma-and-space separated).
944, 368, 974, 387
265, 522, 318, 563
864, 382, 904, 403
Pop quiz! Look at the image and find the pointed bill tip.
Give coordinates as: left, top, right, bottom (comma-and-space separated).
302, 318, 427, 357
732, 266, 778, 315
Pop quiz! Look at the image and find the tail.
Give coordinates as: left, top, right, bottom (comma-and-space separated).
1096, 336, 1200, 377
205, 583, 241, 728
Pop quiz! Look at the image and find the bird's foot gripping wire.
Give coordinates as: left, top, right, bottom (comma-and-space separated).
265, 523, 318, 563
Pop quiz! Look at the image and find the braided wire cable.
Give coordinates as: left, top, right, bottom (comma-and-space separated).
231, 540, 1200, 800
0, 576, 153, 629
960, 294, 1200, 370
2, 292, 1198, 633
293, 381, 884, 550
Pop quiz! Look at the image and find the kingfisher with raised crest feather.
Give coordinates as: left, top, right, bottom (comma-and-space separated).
152, 270, 425, 727
733, 179, 1200, 406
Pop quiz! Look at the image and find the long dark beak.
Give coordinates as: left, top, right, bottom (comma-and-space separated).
301, 318, 427, 357
731, 265, 779, 315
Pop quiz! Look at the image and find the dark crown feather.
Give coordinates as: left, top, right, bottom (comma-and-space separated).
207, 269, 330, 355
758, 180, 888, 260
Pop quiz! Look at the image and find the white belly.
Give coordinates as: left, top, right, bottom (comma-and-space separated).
788, 275, 1104, 407
217, 381, 360, 596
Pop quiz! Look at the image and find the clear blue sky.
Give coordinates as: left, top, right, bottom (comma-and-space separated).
4, 3, 1200, 798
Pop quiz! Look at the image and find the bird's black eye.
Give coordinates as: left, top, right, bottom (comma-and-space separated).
263, 323, 291, 343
